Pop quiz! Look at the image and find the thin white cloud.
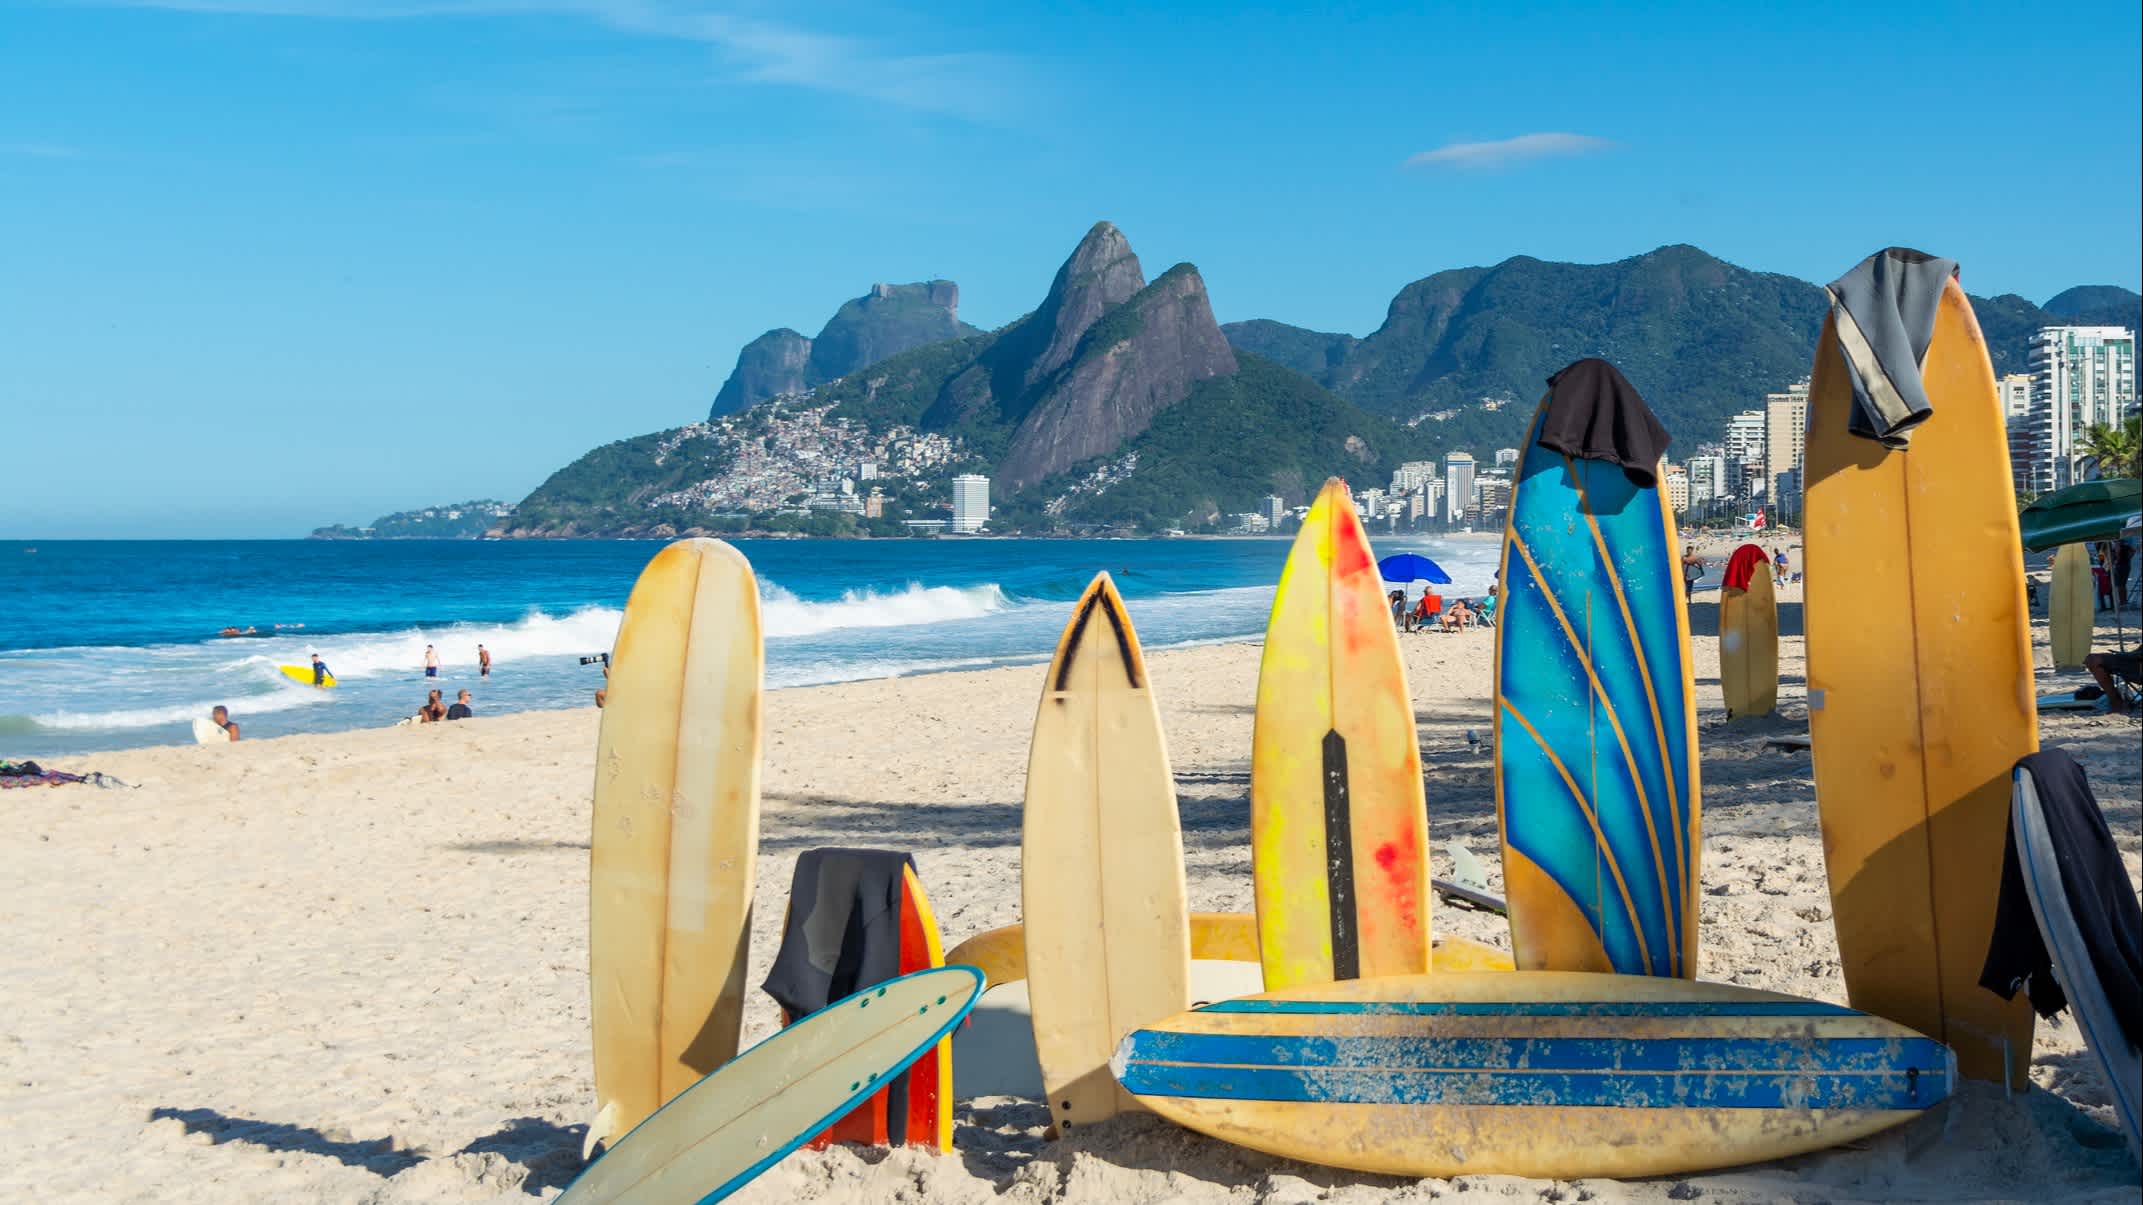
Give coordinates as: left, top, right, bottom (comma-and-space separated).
0, 142, 85, 158
1406, 132, 1617, 170
100, 0, 1016, 118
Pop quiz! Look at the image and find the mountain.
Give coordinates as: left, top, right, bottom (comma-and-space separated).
1223, 248, 2143, 454
709, 280, 977, 417
2042, 285, 2142, 320
816, 222, 1238, 488
311, 500, 512, 540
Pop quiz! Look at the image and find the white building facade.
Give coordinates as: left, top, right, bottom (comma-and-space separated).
2016, 326, 2136, 493
950, 473, 991, 532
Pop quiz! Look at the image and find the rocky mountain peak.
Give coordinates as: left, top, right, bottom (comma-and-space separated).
1024, 221, 1147, 389
710, 280, 974, 418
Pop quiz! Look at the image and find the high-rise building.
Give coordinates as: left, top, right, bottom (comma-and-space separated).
950, 473, 990, 532
1764, 382, 1809, 523
1494, 447, 1520, 468
1995, 374, 2032, 420
1443, 452, 1477, 524
2016, 326, 2136, 493
1474, 474, 1512, 521
1261, 494, 1285, 528
1663, 466, 1690, 514
1724, 410, 1766, 493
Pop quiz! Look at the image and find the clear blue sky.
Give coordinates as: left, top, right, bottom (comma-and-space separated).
4, 1, 2138, 537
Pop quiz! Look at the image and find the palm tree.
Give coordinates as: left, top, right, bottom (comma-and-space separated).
2079, 416, 2141, 479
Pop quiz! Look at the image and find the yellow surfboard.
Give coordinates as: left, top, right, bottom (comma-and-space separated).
1021, 574, 1190, 1131
279, 664, 335, 688
1804, 278, 2036, 1085
944, 914, 1514, 988
2050, 542, 2094, 669
1720, 566, 1779, 719
1252, 480, 1431, 991
1114, 971, 1954, 1180
587, 539, 764, 1153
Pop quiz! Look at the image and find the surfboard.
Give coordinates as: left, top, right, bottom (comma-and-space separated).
1496, 400, 1699, 978
1719, 551, 1779, 719
1021, 573, 1190, 1130
944, 914, 1513, 989
1252, 479, 1431, 991
192, 717, 227, 744
587, 539, 764, 1154
791, 863, 952, 1151
558, 966, 983, 1205
2050, 543, 2094, 669
1112, 971, 1954, 1180
2011, 760, 2141, 1162
279, 665, 335, 688
1804, 278, 2037, 1085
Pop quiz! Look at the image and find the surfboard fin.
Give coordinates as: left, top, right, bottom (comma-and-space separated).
1446, 841, 1489, 893
582, 1099, 619, 1162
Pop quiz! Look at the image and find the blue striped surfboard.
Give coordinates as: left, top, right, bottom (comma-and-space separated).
1496, 401, 1698, 977
1112, 972, 1953, 1179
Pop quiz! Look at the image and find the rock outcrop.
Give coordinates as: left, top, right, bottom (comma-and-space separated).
998, 263, 1238, 488
710, 281, 973, 417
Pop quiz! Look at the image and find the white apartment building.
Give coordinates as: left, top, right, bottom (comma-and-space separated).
1686, 454, 1726, 511
1261, 494, 1286, 527
1443, 452, 1477, 524
1494, 447, 1520, 468
1663, 466, 1690, 515
2016, 326, 2136, 493
950, 473, 990, 532
1723, 410, 1766, 499
1995, 374, 2032, 420
1390, 460, 1438, 494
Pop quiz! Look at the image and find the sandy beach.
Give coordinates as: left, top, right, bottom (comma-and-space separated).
5, 558, 2140, 1204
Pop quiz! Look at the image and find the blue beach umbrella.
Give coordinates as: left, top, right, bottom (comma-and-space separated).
1378, 553, 1452, 586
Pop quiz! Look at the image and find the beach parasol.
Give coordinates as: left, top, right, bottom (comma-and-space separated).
1378, 553, 1452, 585
2019, 477, 2141, 552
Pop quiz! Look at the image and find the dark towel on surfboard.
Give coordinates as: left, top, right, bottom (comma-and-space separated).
1722, 544, 1770, 593
1535, 359, 1671, 487
762, 847, 915, 1019
1824, 248, 1958, 449
1980, 748, 2142, 1047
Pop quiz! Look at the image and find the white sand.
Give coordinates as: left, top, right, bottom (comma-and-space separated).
3, 567, 2139, 1203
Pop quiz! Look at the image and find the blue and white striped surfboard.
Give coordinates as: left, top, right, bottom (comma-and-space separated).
1112, 972, 1953, 1179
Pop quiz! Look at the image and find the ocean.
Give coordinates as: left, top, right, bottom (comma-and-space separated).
1, 536, 1506, 758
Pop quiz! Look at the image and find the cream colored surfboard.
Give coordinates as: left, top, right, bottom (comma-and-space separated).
587, 539, 764, 1154
1720, 569, 1779, 718
2050, 542, 2093, 669
1804, 279, 2036, 1084
945, 914, 1513, 988
1021, 573, 1190, 1131
1253, 480, 1431, 990
559, 966, 983, 1205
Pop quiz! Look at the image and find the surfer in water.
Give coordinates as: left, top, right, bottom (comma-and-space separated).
424, 644, 440, 678
209, 705, 239, 741
477, 644, 491, 678
310, 653, 331, 687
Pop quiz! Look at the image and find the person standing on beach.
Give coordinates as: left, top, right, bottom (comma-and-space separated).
424, 644, 439, 678
209, 705, 239, 741
447, 689, 473, 720
1681, 547, 1704, 601
477, 644, 491, 678
1773, 546, 1790, 586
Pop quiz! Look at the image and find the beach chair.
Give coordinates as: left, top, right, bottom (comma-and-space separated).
1474, 595, 1498, 629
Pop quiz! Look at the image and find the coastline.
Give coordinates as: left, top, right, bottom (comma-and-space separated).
6, 598, 2139, 1203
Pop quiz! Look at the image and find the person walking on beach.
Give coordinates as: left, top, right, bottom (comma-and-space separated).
1681, 547, 1705, 601
477, 644, 491, 678
424, 644, 439, 679
209, 705, 239, 741
447, 689, 473, 720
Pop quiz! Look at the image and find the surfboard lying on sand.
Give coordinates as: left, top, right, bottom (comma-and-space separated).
1021, 573, 1190, 1130
587, 539, 764, 1154
1113, 971, 1954, 1180
1497, 386, 1699, 978
558, 966, 984, 1205
279, 665, 335, 688
1252, 479, 1431, 991
1804, 277, 2036, 1085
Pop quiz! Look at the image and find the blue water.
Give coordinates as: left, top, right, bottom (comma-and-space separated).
1, 537, 1505, 757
